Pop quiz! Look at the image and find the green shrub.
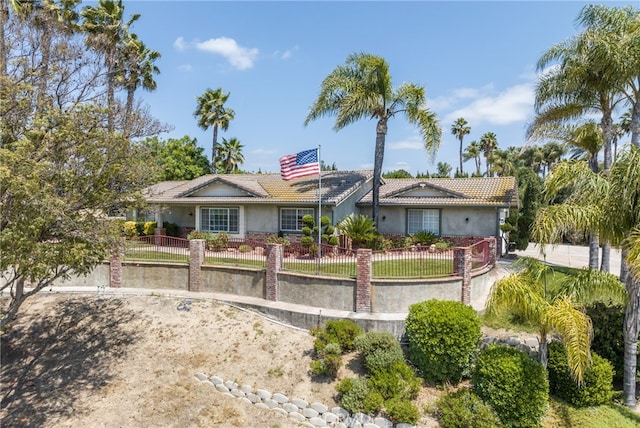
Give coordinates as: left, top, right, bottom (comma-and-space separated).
472, 345, 548, 428
143, 221, 157, 236
310, 353, 342, 378
436, 388, 501, 428
406, 299, 482, 383
412, 230, 438, 245
134, 221, 145, 236
187, 230, 214, 241
337, 377, 379, 414
301, 226, 312, 236
384, 398, 420, 425
238, 244, 252, 253
327, 235, 339, 245
365, 347, 405, 374
310, 319, 363, 353
124, 221, 138, 238
208, 232, 229, 251
266, 235, 290, 246
586, 302, 638, 383
163, 222, 179, 237
354, 331, 400, 355
369, 360, 421, 401
547, 341, 614, 407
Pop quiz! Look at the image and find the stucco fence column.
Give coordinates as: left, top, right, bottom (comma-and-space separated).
454, 247, 472, 305
109, 238, 125, 288
355, 248, 372, 312
488, 237, 497, 266
265, 243, 283, 301
189, 239, 206, 292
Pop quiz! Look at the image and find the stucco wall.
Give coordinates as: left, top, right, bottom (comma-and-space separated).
201, 266, 265, 298
441, 207, 498, 237
277, 273, 356, 311
370, 277, 463, 313
245, 205, 279, 234
53, 263, 110, 287
121, 263, 190, 290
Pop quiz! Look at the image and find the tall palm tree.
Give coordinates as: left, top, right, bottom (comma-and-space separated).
532, 146, 640, 408
121, 34, 160, 136
463, 140, 482, 176
479, 132, 498, 177
578, 5, 640, 149
451, 117, 470, 175
304, 52, 441, 228
486, 257, 625, 382
520, 145, 545, 176
81, 0, 140, 131
216, 137, 244, 174
194, 88, 235, 174
541, 141, 566, 178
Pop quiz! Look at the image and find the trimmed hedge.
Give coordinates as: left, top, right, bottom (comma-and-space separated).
547, 341, 614, 407
436, 388, 502, 428
405, 299, 482, 383
473, 344, 548, 428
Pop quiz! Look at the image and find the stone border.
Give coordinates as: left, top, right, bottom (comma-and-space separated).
193, 373, 416, 428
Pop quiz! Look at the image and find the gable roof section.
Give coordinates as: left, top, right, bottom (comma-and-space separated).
357, 177, 519, 208
145, 170, 374, 205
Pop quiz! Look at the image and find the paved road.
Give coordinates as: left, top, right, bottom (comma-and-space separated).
514, 243, 622, 275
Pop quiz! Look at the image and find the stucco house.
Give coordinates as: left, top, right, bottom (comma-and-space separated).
141, 171, 519, 252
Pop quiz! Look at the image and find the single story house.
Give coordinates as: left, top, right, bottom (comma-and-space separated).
140, 171, 519, 251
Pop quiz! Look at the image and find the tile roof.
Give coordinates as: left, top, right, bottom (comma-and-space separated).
145, 171, 374, 205
357, 177, 519, 208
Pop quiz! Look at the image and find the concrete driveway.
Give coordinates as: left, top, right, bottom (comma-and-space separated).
514, 243, 622, 275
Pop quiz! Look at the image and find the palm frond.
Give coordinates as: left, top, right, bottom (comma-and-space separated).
485, 273, 547, 322
532, 204, 601, 245
545, 296, 593, 384
556, 268, 627, 305
624, 228, 640, 279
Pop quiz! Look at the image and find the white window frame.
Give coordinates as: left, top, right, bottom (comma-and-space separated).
200, 207, 239, 233
407, 209, 440, 235
280, 208, 314, 232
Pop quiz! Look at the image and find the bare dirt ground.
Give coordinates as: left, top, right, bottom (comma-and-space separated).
1, 293, 447, 428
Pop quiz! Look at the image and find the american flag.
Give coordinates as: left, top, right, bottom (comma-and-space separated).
279, 148, 319, 181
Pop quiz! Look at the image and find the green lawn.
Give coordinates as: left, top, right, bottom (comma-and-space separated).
543, 398, 640, 428
124, 250, 189, 264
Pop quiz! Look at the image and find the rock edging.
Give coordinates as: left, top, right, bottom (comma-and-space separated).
194, 373, 415, 428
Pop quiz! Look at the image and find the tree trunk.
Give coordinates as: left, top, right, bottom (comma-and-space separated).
459, 138, 463, 175
372, 118, 387, 229
600, 241, 611, 273
623, 265, 639, 409
211, 125, 218, 174
601, 108, 613, 171
0, 277, 25, 331
621, 247, 630, 285
589, 233, 600, 270
631, 99, 639, 148
539, 332, 548, 369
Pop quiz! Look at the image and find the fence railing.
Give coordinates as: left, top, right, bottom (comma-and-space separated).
282, 243, 357, 277
203, 239, 267, 268
124, 235, 190, 264
372, 246, 455, 279
123, 236, 490, 279
470, 239, 491, 271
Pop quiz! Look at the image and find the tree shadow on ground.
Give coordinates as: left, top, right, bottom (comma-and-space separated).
0, 297, 142, 427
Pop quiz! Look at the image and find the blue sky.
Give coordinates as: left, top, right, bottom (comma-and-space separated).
126, 1, 637, 175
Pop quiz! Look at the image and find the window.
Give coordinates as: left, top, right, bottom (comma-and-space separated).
407, 209, 440, 235
280, 208, 314, 231
200, 207, 239, 233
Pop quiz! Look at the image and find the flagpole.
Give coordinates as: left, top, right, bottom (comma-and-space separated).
317, 144, 322, 275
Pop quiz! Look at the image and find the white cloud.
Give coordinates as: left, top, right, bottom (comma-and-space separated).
195, 37, 259, 70
388, 135, 425, 150
173, 36, 187, 52
444, 83, 535, 126
177, 64, 193, 72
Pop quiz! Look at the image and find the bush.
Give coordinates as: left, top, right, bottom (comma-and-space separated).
266, 235, 290, 246
310, 342, 342, 378
238, 244, 252, 253
384, 398, 420, 425
586, 302, 638, 383
364, 347, 405, 374
436, 388, 501, 428
123, 221, 138, 238
472, 345, 548, 428
337, 377, 382, 414
310, 319, 362, 353
405, 299, 482, 383
208, 232, 229, 251
163, 221, 179, 237
547, 341, 614, 407
354, 331, 400, 355
187, 230, 214, 241
369, 360, 421, 401
412, 230, 438, 245
143, 221, 157, 236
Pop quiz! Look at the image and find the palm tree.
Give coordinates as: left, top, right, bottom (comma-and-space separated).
216, 137, 244, 174
463, 140, 482, 176
194, 88, 235, 174
532, 146, 640, 408
451, 117, 470, 175
304, 52, 441, 228
520, 145, 545, 176
121, 34, 160, 136
486, 257, 625, 382
479, 132, 498, 177
541, 141, 566, 178
81, 0, 140, 131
